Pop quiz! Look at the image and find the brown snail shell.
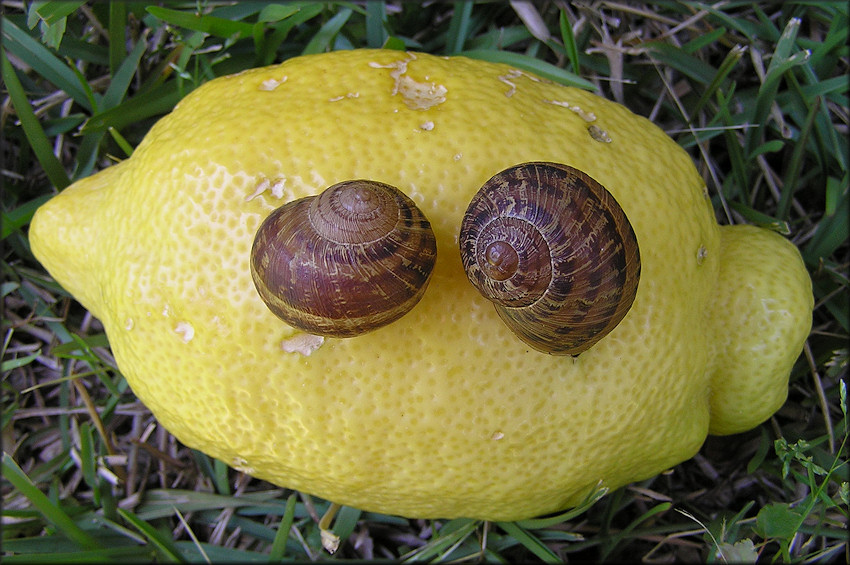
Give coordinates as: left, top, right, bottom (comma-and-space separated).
250, 180, 437, 337
459, 162, 641, 355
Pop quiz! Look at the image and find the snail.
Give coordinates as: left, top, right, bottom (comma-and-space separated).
459, 162, 641, 355
250, 179, 437, 337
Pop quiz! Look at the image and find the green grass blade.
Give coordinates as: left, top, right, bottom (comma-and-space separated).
1, 48, 71, 189
401, 518, 479, 562
100, 30, 148, 110
257, 3, 302, 23
445, 1, 473, 54
14, 280, 74, 343
329, 505, 362, 543
766, 16, 803, 73
173, 542, 271, 563
117, 508, 184, 562
301, 7, 352, 55
1, 453, 100, 550
257, 3, 324, 65
97, 479, 119, 523
728, 201, 790, 234
190, 510, 279, 542
107, 1, 126, 74
744, 17, 808, 155
2, 194, 53, 239
715, 86, 750, 200
699, 4, 773, 38
792, 62, 849, 172
803, 175, 849, 264
465, 25, 531, 51
48, 32, 109, 65
77, 422, 98, 498
1, 281, 20, 298
366, 1, 389, 48
383, 36, 408, 50
693, 44, 746, 116
558, 8, 580, 75
748, 139, 785, 159
68, 58, 99, 110
133, 488, 284, 520
41, 115, 85, 137
189, 451, 229, 495
2, 18, 92, 111
824, 173, 846, 217
172, 507, 211, 563
107, 126, 135, 157
213, 457, 231, 495
146, 6, 255, 40
681, 26, 727, 53
497, 521, 561, 563
69, 132, 104, 182
753, 48, 811, 110
777, 96, 820, 220
460, 49, 596, 90
1, 546, 155, 563
648, 41, 717, 84
51, 333, 121, 395
97, 59, 137, 102
25, 2, 41, 27
795, 75, 849, 100
81, 81, 184, 133
807, 13, 848, 75
27, 2, 77, 49
32, 1, 85, 26
267, 493, 297, 561
601, 502, 672, 560
205, 1, 267, 22
1, 349, 41, 371
515, 483, 608, 529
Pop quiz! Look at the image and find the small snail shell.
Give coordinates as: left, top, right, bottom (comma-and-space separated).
250, 180, 437, 337
460, 162, 641, 355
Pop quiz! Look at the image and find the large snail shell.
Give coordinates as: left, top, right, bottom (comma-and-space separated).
250, 180, 437, 337
460, 162, 641, 355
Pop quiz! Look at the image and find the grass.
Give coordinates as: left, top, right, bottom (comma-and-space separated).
2, 1, 847, 561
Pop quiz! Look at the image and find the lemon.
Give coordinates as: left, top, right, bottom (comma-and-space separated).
29, 50, 813, 521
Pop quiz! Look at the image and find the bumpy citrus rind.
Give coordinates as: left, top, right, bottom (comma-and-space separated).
29, 50, 810, 520
707, 224, 813, 435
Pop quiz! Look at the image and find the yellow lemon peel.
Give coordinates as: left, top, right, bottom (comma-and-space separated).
30, 50, 812, 521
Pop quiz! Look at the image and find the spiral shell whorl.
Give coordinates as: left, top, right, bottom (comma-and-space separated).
310, 180, 398, 243
460, 162, 641, 355
462, 215, 553, 308
251, 180, 437, 337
